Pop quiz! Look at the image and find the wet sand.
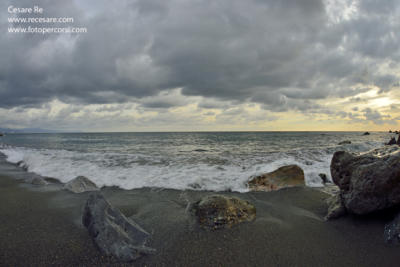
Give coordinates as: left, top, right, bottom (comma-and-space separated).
0, 159, 399, 266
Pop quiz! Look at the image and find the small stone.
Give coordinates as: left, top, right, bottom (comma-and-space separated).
31, 176, 48, 185
325, 193, 346, 220
188, 183, 201, 189
338, 140, 351, 145
318, 173, 328, 184
64, 176, 99, 193
384, 212, 400, 245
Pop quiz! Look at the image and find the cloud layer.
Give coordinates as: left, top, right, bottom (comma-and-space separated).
1, 0, 399, 130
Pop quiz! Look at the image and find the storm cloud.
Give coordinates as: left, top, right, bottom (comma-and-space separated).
1, 0, 399, 130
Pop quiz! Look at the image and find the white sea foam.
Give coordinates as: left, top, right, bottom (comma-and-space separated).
0, 137, 384, 192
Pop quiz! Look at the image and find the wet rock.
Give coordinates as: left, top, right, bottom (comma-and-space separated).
188, 183, 201, 189
325, 193, 346, 220
44, 177, 62, 184
386, 137, 397, 145
317, 184, 340, 196
384, 212, 400, 245
193, 195, 256, 230
398, 135, 400, 145
82, 193, 155, 262
248, 165, 304, 191
331, 146, 400, 215
338, 140, 351, 145
319, 173, 328, 184
363, 132, 370, 135
16, 161, 28, 171
64, 176, 99, 193
193, 149, 208, 152
30, 176, 48, 186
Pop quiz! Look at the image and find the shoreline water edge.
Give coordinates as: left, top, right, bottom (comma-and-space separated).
0, 131, 400, 266
0, 131, 393, 191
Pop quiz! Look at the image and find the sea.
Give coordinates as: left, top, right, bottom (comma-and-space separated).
0, 132, 393, 192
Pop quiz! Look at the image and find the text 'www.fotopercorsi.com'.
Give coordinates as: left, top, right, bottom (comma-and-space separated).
7, 5, 87, 34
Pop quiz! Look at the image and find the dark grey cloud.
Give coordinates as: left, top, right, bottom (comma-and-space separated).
1, 0, 399, 114
362, 107, 395, 125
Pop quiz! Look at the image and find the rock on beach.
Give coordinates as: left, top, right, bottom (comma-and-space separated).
64, 176, 99, 193
82, 193, 155, 262
192, 195, 256, 230
338, 140, 351, 145
248, 165, 304, 191
30, 176, 48, 185
386, 137, 397, 145
330, 146, 400, 215
384, 212, 400, 245
325, 193, 346, 220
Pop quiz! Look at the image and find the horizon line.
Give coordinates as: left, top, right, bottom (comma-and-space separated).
2, 130, 395, 134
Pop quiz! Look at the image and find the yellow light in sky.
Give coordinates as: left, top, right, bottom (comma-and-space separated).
370, 97, 393, 108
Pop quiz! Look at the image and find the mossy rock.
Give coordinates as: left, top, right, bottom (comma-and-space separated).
193, 195, 256, 230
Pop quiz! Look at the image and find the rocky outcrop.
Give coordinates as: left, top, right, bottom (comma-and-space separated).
386, 137, 397, 145
384, 212, 400, 244
248, 165, 304, 191
338, 140, 351, 145
192, 195, 256, 230
82, 193, 155, 262
330, 146, 400, 215
64, 176, 99, 193
363, 132, 370, 135
325, 193, 346, 220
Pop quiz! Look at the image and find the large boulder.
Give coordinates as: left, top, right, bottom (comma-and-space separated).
330, 146, 400, 215
248, 165, 304, 191
64, 176, 99, 193
82, 193, 155, 262
192, 195, 256, 230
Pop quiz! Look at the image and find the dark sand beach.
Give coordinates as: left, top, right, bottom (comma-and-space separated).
1, 156, 400, 266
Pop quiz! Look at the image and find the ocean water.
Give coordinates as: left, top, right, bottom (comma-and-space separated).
0, 132, 392, 192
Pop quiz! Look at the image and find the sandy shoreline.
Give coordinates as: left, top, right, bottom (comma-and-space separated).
0, 158, 399, 266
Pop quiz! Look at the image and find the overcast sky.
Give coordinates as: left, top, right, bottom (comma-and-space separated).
1, 0, 399, 131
